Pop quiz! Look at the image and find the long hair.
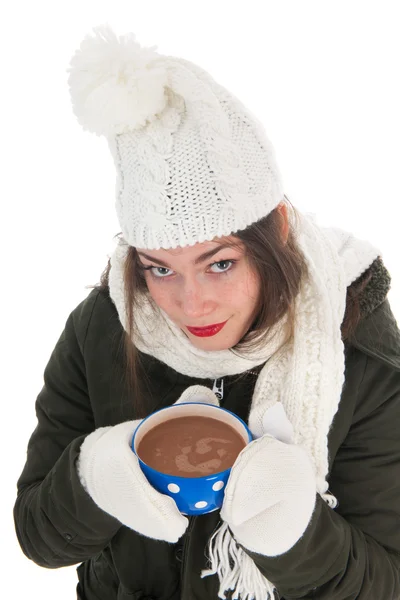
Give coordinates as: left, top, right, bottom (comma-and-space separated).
90, 197, 372, 417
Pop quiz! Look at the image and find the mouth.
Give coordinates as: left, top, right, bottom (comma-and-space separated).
186, 320, 228, 338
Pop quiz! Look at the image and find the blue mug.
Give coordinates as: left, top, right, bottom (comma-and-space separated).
131, 402, 252, 515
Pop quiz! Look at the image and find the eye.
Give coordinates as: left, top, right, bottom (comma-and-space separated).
144, 266, 173, 278
209, 260, 236, 274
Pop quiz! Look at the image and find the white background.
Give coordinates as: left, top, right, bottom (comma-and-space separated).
3, 1, 400, 598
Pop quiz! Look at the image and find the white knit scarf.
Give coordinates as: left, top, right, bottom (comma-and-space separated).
108, 210, 380, 600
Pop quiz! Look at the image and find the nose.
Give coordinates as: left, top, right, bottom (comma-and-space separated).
179, 278, 216, 320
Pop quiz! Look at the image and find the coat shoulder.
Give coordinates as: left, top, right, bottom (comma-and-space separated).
348, 257, 400, 371
70, 287, 116, 351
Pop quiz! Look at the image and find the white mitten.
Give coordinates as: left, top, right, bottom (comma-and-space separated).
220, 434, 317, 556
174, 384, 220, 407
77, 386, 219, 543
77, 419, 188, 542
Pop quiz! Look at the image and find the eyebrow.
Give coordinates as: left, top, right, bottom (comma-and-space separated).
137, 242, 241, 268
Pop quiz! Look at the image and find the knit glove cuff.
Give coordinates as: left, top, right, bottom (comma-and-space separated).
220, 434, 317, 556
77, 420, 188, 543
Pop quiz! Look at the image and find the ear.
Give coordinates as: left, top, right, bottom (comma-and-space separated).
276, 202, 289, 244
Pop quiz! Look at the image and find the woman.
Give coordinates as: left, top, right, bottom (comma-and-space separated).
13, 25, 400, 600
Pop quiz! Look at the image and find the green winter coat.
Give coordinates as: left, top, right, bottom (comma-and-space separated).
14, 258, 400, 599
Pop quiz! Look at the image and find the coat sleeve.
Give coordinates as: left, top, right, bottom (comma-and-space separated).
240, 309, 400, 598
13, 291, 121, 569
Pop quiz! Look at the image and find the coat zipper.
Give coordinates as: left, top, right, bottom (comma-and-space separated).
212, 378, 224, 401
212, 369, 258, 403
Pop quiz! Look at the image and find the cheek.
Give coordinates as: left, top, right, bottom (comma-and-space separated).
246, 272, 261, 302
144, 278, 173, 310
230, 269, 260, 307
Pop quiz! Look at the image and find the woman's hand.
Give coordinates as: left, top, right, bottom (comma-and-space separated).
220, 434, 317, 556
76, 385, 219, 543
77, 419, 188, 542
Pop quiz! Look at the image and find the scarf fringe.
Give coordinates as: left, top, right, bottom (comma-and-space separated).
201, 521, 276, 600
201, 491, 338, 600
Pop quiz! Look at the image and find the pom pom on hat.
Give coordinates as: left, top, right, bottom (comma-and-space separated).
67, 24, 169, 136
67, 24, 285, 250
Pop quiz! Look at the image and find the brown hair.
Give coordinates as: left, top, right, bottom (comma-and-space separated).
91, 196, 371, 417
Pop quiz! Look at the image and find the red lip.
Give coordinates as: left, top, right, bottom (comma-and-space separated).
186, 320, 228, 337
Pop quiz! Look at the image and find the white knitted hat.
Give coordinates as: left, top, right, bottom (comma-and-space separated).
67, 24, 285, 250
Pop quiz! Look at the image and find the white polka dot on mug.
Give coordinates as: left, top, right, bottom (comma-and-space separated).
167, 483, 180, 494
212, 481, 224, 491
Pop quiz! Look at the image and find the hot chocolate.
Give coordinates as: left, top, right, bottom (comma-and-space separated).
137, 415, 246, 477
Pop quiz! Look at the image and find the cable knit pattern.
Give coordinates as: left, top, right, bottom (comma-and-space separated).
68, 25, 284, 250
108, 54, 284, 249
108, 211, 381, 600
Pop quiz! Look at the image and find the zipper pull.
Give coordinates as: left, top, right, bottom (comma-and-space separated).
212, 378, 224, 402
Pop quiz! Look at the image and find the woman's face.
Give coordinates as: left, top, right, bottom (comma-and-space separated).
136, 235, 261, 351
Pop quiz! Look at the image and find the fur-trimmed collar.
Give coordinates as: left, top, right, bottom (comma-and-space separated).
350, 257, 391, 318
